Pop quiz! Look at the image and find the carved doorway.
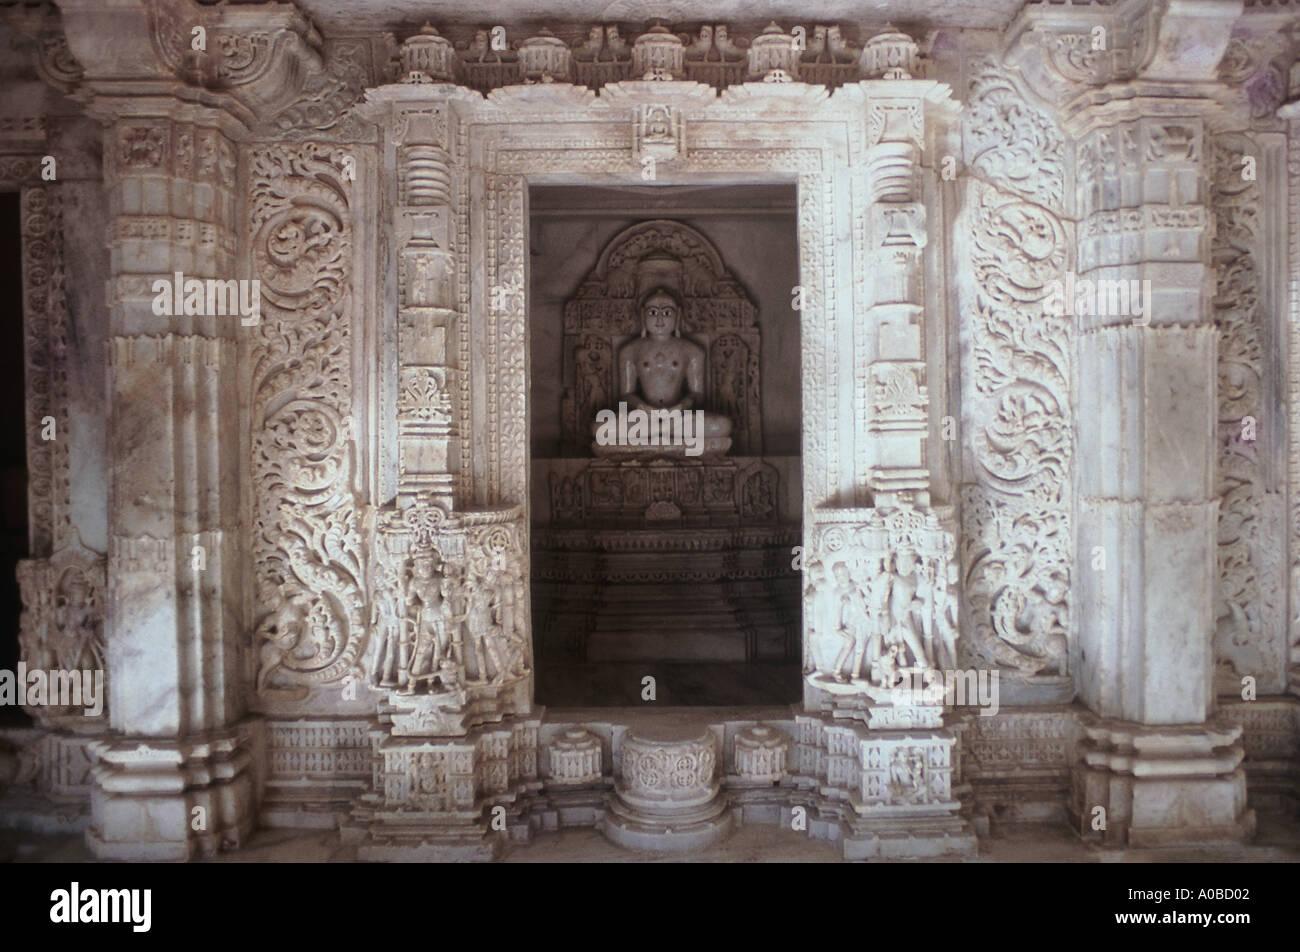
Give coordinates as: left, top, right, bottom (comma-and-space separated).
528, 184, 802, 706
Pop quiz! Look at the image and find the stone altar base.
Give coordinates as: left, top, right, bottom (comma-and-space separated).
344, 812, 506, 862
805, 804, 978, 860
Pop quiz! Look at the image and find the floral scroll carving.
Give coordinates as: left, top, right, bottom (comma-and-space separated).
20, 187, 71, 559
1212, 133, 1285, 691
248, 143, 366, 703
958, 62, 1072, 686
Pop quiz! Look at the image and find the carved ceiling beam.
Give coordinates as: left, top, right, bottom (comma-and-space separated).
54, 0, 327, 132
1002, 0, 1244, 120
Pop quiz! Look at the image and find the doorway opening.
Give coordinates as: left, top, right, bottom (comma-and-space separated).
0, 191, 29, 725
528, 184, 801, 707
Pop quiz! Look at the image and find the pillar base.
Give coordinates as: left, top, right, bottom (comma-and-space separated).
599, 796, 734, 853
87, 720, 263, 861
1070, 715, 1256, 848
792, 713, 977, 859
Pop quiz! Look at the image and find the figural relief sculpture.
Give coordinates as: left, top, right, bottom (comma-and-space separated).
804, 507, 959, 701
370, 503, 531, 723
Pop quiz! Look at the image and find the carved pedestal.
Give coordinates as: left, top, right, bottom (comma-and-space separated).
343, 502, 543, 859
733, 724, 788, 784
346, 712, 540, 861
796, 505, 976, 857
793, 711, 974, 859
600, 725, 733, 852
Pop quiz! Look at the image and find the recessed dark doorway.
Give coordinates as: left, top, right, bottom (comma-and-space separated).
528, 184, 802, 707
0, 191, 29, 726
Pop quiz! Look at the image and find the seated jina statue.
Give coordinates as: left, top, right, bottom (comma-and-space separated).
592, 286, 732, 457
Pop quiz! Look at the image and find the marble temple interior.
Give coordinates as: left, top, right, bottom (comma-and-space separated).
0, 0, 1297, 864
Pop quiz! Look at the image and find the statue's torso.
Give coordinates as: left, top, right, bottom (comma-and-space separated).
622, 336, 701, 407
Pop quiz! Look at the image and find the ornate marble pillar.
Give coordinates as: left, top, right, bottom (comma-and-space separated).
91, 109, 253, 860
1008, 0, 1255, 846
55, 0, 329, 860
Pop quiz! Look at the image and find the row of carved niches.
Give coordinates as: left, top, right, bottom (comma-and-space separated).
396, 21, 923, 92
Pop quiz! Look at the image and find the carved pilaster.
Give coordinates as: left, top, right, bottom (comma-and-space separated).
88, 101, 253, 859
1286, 105, 1300, 695
394, 103, 460, 508
858, 89, 933, 509
1068, 113, 1220, 727
245, 142, 367, 708
18, 187, 72, 560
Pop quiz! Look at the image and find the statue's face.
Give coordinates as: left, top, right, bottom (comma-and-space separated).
641, 292, 678, 338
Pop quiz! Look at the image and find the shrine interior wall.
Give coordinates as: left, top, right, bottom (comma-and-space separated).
0, 3, 1298, 853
